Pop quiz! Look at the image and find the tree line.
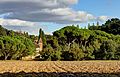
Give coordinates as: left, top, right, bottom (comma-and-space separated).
1, 18, 120, 60
88, 18, 120, 35
40, 18, 120, 61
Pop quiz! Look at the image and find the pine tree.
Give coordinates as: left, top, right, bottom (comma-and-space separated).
92, 23, 95, 26
88, 23, 91, 29
38, 28, 42, 41
97, 21, 99, 26
77, 25, 79, 28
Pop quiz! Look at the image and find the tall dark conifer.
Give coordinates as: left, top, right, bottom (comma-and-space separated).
38, 28, 46, 47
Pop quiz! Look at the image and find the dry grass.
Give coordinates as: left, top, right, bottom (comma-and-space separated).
0, 60, 120, 77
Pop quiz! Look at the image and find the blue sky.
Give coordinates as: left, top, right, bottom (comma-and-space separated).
73, 0, 120, 17
0, 0, 119, 35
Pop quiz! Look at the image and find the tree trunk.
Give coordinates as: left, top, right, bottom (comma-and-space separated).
4, 54, 9, 60
5, 55, 8, 60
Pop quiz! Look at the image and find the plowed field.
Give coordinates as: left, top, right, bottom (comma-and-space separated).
0, 61, 120, 77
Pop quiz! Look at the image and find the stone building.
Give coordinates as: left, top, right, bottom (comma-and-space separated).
34, 37, 43, 53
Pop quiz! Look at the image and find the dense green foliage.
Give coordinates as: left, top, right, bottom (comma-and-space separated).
1, 18, 120, 61
88, 18, 120, 35
40, 19, 120, 60
0, 25, 35, 60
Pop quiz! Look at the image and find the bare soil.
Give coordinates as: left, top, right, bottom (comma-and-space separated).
0, 61, 120, 77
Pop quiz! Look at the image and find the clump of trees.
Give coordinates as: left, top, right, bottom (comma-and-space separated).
0, 25, 35, 60
88, 18, 120, 35
40, 18, 120, 61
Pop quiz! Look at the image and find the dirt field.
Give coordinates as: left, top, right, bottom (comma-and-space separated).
0, 61, 120, 77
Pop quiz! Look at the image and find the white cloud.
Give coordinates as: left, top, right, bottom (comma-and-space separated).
98, 16, 110, 21
0, 18, 46, 35
0, 18, 37, 26
32, 8, 96, 23
0, 0, 112, 35
0, 0, 82, 24
0, 0, 110, 24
